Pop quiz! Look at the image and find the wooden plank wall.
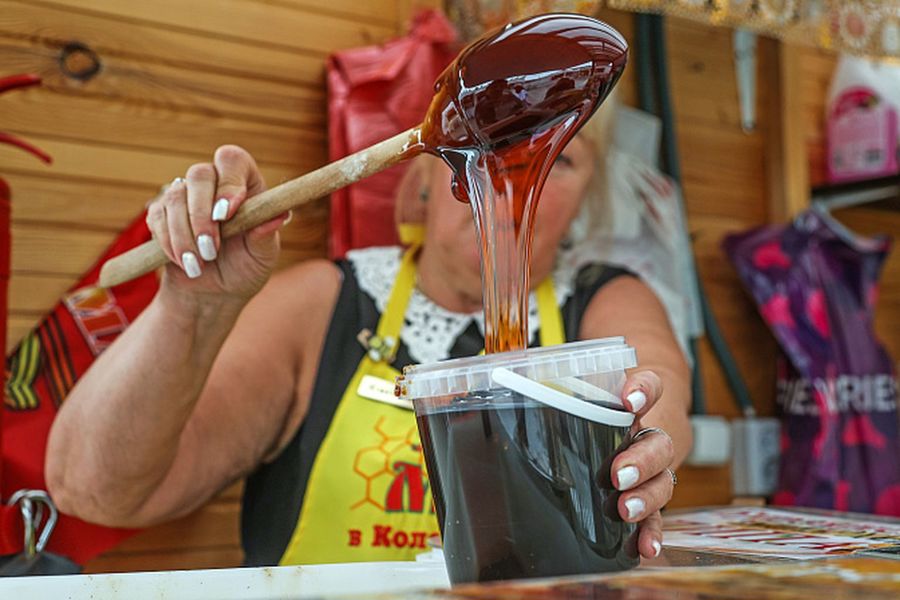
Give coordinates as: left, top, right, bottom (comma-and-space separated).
0, 0, 435, 573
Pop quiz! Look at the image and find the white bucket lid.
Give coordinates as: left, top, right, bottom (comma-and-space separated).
396, 337, 636, 401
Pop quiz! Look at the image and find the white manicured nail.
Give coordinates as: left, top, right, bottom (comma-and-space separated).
616, 466, 640, 491
624, 497, 645, 520
652, 540, 662, 557
181, 251, 201, 278
170, 176, 185, 186
626, 390, 647, 412
197, 234, 217, 261
283, 210, 293, 226
212, 198, 229, 221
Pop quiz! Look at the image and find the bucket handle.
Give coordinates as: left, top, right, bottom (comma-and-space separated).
491, 368, 635, 427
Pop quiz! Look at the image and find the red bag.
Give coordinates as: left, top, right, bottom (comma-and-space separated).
2, 212, 158, 563
327, 9, 457, 258
0, 74, 51, 366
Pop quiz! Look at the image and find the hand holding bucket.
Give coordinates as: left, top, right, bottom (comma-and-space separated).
399, 338, 664, 584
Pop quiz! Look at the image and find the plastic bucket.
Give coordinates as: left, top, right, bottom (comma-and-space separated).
397, 338, 640, 584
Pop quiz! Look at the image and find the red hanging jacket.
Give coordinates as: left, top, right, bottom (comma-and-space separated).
327, 9, 456, 258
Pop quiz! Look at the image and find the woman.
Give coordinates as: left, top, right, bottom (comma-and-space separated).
45, 113, 691, 566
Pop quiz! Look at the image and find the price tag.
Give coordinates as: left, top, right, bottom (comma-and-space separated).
357, 375, 413, 410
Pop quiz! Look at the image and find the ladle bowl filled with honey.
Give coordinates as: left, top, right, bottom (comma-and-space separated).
418, 12, 628, 354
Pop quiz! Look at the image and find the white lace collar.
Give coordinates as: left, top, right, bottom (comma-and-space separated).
347, 246, 577, 364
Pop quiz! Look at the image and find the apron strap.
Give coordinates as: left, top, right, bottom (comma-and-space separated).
375, 246, 419, 345
378, 247, 566, 357
397, 223, 425, 247
536, 277, 565, 347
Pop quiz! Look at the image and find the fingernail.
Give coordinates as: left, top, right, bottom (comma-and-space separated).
283, 210, 293, 226
624, 497, 645, 520
626, 390, 647, 412
182, 251, 201, 278
197, 234, 217, 261
171, 176, 185, 186
212, 198, 229, 221
616, 465, 640, 491
652, 540, 662, 557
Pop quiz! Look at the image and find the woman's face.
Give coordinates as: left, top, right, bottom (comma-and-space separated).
421, 135, 596, 306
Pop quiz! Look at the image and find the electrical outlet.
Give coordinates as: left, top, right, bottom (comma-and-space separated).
731, 417, 780, 496
685, 415, 732, 466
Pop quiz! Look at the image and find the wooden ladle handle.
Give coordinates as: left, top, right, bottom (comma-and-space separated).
99, 127, 422, 288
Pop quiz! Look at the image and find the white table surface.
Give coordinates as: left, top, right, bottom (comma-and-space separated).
0, 560, 451, 599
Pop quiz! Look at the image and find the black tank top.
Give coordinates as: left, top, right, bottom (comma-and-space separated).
241, 259, 632, 566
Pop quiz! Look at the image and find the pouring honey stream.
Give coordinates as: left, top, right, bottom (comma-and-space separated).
406, 13, 628, 353
394, 16, 634, 583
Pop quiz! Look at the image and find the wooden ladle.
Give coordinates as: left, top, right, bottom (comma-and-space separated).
99, 128, 420, 287
98, 14, 627, 288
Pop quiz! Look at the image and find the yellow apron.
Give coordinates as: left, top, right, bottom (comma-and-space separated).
279, 249, 565, 564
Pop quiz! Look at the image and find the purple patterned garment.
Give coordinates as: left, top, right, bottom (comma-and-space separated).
724, 209, 899, 516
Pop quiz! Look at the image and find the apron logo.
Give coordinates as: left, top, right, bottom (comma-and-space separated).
352, 417, 433, 513
347, 525, 439, 550
344, 416, 440, 552
386, 461, 428, 512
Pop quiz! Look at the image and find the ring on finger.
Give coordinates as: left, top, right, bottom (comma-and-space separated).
632, 427, 672, 446
665, 467, 677, 487
163, 176, 186, 194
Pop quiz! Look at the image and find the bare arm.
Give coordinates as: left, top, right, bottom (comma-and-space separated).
46, 145, 341, 527
46, 260, 340, 527
579, 274, 692, 465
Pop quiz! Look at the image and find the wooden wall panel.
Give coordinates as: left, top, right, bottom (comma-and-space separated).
798, 47, 836, 188
0, 75, 323, 162
85, 547, 246, 574
1, 135, 306, 192
0, 0, 436, 574
0, 37, 326, 129
41, 0, 397, 55
5, 173, 158, 228
0, 1, 326, 87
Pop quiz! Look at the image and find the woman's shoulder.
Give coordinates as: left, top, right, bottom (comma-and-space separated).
569, 261, 639, 297
265, 246, 404, 318
575, 262, 637, 287
263, 258, 344, 316
275, 257, 343, 286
